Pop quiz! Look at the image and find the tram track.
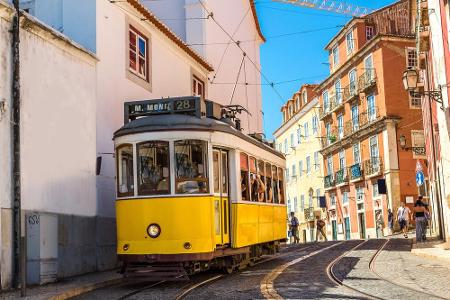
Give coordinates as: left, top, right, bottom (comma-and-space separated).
328, 238, 448, 300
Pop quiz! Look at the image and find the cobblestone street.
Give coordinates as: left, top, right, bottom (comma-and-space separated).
72, 237, 450, 300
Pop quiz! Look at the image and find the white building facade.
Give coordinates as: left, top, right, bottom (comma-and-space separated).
2, 0, 213, 288
144, 0, 265, 134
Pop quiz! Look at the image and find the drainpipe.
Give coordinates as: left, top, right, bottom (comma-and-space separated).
11, 0, 24, 294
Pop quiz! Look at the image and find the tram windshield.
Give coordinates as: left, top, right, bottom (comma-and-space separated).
137, 141, 170, 195
174, 140, 208, 194
117, 144, 134, 197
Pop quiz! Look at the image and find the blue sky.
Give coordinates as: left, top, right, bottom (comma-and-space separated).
254, 0, 395, 138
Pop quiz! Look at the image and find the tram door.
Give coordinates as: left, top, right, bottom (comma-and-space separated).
212, 149, 230, 245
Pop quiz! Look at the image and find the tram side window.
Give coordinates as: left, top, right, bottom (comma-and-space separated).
137, 141, 170, 195
175, 140, 208, 194
117, 144, 134, 197
266, 162, 273, 203
257, 160, 267, 202
240, 153, 250, 201
272, 165, 279, 204
278, 167, 285, 204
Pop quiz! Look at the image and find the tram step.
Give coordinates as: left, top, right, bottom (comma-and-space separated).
125, 264, 189, 281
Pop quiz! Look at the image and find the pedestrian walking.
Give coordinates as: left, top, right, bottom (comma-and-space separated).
397, 202, 411, 238
290, 212, 300, 244
387, 209, 394, 235
376, 211, 384, 238
413, 198, 428, 243
315, 216, 327, 242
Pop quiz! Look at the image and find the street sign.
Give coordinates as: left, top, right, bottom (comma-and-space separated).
416, 171, 425, 186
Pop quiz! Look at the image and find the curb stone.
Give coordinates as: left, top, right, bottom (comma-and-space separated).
48, 277, 123, 300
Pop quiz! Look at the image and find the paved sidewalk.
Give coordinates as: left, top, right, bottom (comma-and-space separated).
412, 238, 450, 262
0, 270, 122, 300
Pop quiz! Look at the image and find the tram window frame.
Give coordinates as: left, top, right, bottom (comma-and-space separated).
174, 140, 209, 194
213, 150, 220, 194
136, 141, 170, 196
278, 167, 285, 204
257, 160, 267, 202
265, 162, 273, 203
240, 153, 250, 201
272, 165, 279, 204
116, 144, 134, 197
249, 157, 258, 202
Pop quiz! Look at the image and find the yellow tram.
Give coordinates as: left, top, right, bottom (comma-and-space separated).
114, 97, 287, 278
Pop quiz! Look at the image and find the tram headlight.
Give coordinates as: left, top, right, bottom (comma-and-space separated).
147, 223, 161, 238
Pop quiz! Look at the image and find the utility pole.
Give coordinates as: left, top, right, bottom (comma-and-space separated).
11, 0, 25, 295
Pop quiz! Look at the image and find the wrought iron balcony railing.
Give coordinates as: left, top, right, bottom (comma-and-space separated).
343, 107, 380, 137
343, 82, 359, 102
358, 69, 377, 92
363, 157, 383, 177
335, 168, 348, 185
349, 163, 363, 180
320, 126, 341, 148
324, 174, 335, 189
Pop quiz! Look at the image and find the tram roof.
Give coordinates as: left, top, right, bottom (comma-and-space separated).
113, 114, 284, 159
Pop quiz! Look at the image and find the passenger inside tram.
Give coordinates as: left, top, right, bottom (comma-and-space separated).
240, 153, 250, 201
137, 141, 170, 195
175, 140, 208, 194
266, 162, 273, 203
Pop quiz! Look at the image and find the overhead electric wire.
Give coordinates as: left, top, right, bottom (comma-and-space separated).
198, 0, 287, 104
230, 54, 246, 105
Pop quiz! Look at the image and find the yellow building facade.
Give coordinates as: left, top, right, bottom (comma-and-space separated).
273, 85, 325, 243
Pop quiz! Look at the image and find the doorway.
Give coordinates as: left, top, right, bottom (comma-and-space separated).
332, 220, 338, 241
212, 149, 230, 245
358, 213, 366, 239
344, 217, 351, 240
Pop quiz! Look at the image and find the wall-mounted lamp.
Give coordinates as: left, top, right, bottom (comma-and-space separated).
402, 68, 445, 111
399, 134, 408, 150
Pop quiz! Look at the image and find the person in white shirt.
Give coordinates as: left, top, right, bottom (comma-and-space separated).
397, 202, 411, 238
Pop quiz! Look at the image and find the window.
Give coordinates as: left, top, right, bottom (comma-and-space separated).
266, 162, 273, 203
339, 150, 345, 170
116, 144, 134, 197
335, 80, 342, 104
249, 157, 258, 201
314, 151, 320, 171
286, 168, 290, 181
193, 76, 205, 98
297, 127, 302, 144
326, 122, 332, 145
327, 155, 333, 176
290, 133, 295, 148
351, 104, 359, 131
296, 96, 300, 111
302, 90, 308, 104
294, 197, 298, 212
349, 69, 357, 95
300, 195, 305, 211
292, 164, 297, 177
240, 153, 250, 201
337, 114, 344, 139
353, 143, 361, 164
332, 46, 339, 67
272, 165, 280, 203
346, 30, 354, 54
366, 26, 374, 40
369, 135, 379, 160
367, 94, 376, 121
406, 48, 417, 69
129, 26, 148, 80
330, 193, 336, 206
410, 94, 422, 108
289, 104, 293, 118
356, 187, 364, 202
304, 122, 309, 139
257, 160, 267, 202
284, 138, 288, 154
306, 156, 311, 174
278, 168, 285, 204
316, 188, 321, 206
373, 183, 380, 198
312, 116, 318, 134
299, 160, 303, 177
323, 91, 329, 112
175, 140, 208, 194
343, 191, 349, 204
137, 141, 170, 195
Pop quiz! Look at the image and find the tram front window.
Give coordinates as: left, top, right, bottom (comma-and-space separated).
137, 141, 170, 195
175, 140, 208, 194
117, 144, 134, 197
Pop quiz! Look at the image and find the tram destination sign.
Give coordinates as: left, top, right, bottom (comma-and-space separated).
124, 96, 201, 123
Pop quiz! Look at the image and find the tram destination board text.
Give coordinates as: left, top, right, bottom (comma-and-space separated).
124, 97, 201, 123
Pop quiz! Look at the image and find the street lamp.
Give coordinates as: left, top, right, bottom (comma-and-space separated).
402, 69, 445, 111
399, 135, 407, 150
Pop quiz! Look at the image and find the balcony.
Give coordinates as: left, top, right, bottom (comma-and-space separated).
320, 126, 342, 148
343, 107, 380, 138
324, 174, 335, 189
358, 69, 377, 93
335, 169, 348, 186
343, 82, 358, 103
363, 157, 383, 177
320, 96, 337, 120
349, 163, 363, 181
